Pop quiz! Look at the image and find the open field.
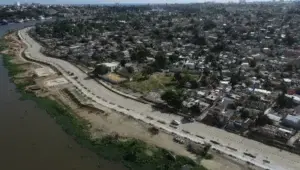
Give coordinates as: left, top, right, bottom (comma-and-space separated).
123, 72, 174, 93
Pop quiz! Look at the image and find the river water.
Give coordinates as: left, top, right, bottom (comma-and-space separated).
0, 23, 125, 170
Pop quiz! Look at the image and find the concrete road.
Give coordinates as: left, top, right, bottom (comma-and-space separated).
19, 28, 300, 170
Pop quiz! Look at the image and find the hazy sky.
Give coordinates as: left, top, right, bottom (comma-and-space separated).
0, 0, 210, 5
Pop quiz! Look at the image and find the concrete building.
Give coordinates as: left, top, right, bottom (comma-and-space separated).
266, 113, 282, 123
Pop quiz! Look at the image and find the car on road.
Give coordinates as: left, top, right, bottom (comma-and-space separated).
181, 117, 195, 124
169, 124, 178, 129
171, 120, 180, 126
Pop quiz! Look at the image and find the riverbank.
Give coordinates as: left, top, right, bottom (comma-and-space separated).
1, 32, 208, 170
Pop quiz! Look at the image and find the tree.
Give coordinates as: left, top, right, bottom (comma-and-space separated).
280, 82, 288, 94
203, 20, 216, 31
174, 72, 182, 82
204, 54, 215, 64
203, 67, 210, 76
211, 43, 226, 53
141, 66, 154, 79
130, 46, 149, 63
127, 66, 134, 74
202, 144, 212, 157
127, 36, 134, 42
91, 51, 101, 61
240, 109, 250, 120
93, 64, 109, 76
277, 93, 293, 108
210, 73, 219, 85
230, 74, 239, 87
263, 78, 272, 90
148, 127, 159, 135
277, 93, 286, 108
249, 59, 256, 68
154, 51, 167, 69
190, 104, 201, 115
200, 76, 208, 87
178, 73, 193, 87
285, 64, 294, 72
120, 59, 126, 67
190, 80, 199, 89
192, 34, 207, 46
255, 114, 273, 126
161, 89, 183, 109
76, 55, 83, 62
249, 94, 260, 101
169, 54, 179, 63
283, 32, 296, 46
131, 19, 142, 30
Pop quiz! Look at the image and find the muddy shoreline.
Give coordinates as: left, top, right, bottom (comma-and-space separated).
0, 24, 123, 170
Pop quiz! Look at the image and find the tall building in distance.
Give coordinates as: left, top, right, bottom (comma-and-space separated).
239, 0, 246, 4
15, 1, 21, 7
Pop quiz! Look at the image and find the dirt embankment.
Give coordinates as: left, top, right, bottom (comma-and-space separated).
2, 32, 261, 170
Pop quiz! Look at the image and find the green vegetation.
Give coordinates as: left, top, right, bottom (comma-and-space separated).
2, 54, 206, 170
130, 46, 150, 63
93, 64, 109, 75
154, 51, 167, 69
276, 93, 294, 109
0, 38, 7, 51
204, 154, 213, 160
161, 89, 184, 109
255, 114, 273, 127
3, 54, 24, 75
123, 73, 174, 93
174, 72, 199, 89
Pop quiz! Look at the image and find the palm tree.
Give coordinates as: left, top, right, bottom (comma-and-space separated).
76, 55, 83, 63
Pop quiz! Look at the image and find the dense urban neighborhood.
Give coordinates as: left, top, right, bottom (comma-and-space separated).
29, 2, 300, 154
3, 2, 300, 170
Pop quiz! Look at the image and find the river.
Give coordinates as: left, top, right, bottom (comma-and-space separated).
0, 23, 126, 170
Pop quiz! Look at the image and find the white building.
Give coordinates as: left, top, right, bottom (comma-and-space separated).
15, 1, 20, 7
241, 62, 249, 68
101, 62, 119, 72
39, 16, 45, 20
248, 88, 271, 95
266, 113, 282, 123
184, 61, 195, 70
285, 94, 300, 104
283, 78, 292, 84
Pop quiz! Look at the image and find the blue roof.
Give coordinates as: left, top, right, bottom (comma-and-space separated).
284, 115, 300, 123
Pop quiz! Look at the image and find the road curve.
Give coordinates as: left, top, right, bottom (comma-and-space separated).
18, 27, 300, 170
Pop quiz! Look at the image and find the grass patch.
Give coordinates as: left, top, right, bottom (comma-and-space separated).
2, 54, 207, 170
123, 73, 174, 93
2, 54, 25, 75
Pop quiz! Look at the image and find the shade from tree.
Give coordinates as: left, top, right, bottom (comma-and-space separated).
161, 89, 183, 109
154, 51, 167, 69
255, 114, 273, 126
93, 64, 109, 75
